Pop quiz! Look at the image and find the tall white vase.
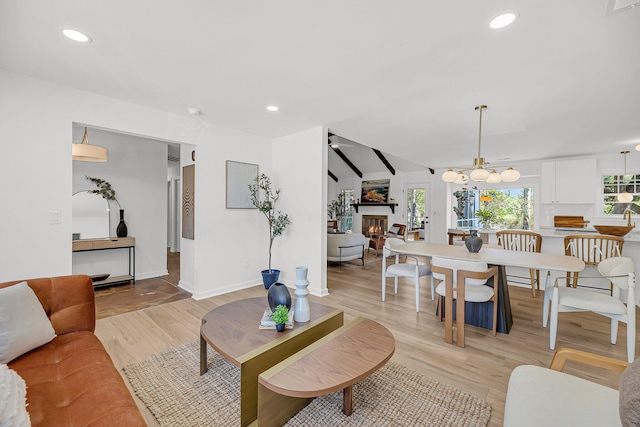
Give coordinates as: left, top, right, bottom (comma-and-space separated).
294, 266, 311, 323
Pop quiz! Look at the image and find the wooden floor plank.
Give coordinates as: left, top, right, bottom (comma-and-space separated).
96, 257, 638, 426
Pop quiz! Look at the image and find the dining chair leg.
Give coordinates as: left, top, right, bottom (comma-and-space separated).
572, 272, 579, 288
529, 268, 536, 297
627, 319, 636, 363
414, 271, 420, 313
492, 292, 498, 337
444, 271, 454, 345
610, 319, 619, 345
456, 280, 465, 348
430, 275, 435, 300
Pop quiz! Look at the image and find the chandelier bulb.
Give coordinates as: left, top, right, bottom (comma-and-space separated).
442, 169, 458, 182
501, 167, 521, 182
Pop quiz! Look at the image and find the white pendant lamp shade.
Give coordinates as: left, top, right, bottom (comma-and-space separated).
442, 169, 459, 182
454, 173, 469, 185
501, 167, 520, 182
470, 167, 490, 182
617, 192, 633, 203
72, 127, 108, 162
486, 170, 502, 183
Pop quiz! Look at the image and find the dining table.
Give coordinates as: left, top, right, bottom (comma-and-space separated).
393, 242, 586, 333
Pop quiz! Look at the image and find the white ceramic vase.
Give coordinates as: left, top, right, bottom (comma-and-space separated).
294, 266, 311, 323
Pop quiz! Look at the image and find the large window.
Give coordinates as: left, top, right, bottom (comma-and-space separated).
603, 173, 640, 215
453, 188, 534, 229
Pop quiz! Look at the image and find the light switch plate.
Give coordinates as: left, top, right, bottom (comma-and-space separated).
49, 211, 61, 225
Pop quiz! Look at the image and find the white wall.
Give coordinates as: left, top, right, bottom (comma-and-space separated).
0, 70, 279, 299
272, 127, 328, 297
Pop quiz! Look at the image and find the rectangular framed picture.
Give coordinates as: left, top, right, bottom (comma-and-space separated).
226, 161, 258, 209
361, 179, 390, 203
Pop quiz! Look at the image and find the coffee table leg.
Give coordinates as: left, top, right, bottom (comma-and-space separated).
343, 385, 353, 415
200, 334, 207, 375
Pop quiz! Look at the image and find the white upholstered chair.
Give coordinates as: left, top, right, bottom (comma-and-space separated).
382, 238, 433, 312
431, 257, 498, 347
504, 348, 629, 427
543, 256, 636, 362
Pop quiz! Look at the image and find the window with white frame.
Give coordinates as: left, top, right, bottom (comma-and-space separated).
453, 187, 534, 229
603, 173, 640, 215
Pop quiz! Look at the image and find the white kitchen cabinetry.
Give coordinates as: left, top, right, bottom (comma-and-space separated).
541, 159, 596, 204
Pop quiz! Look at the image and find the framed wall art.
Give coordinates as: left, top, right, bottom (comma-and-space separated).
226, 160, 258, 209
361, 179, 390, 203
182, 164, 195, 239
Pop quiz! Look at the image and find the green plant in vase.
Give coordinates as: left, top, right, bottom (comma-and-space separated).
249, 173, 291, 288
476, 209, 495, 229
271, 305, 289, 332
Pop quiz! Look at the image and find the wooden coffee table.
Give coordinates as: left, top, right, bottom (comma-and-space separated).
257, 317, 395, 427
200, 297, 343, 426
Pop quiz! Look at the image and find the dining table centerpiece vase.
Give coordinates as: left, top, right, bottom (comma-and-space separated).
465, 229, 483, 253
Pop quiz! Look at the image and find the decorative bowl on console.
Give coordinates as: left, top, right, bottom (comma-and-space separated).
593, 225, 634, 237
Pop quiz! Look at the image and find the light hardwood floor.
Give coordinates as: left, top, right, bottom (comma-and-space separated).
96, 256, 637, 426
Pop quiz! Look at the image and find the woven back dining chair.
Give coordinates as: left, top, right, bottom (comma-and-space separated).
563, 234, 624, 289
496, 230, 543, 297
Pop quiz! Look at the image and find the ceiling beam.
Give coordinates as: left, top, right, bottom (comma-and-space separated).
373, 148, 396, 175
328, 170, 338, 182
328, 133, 363, 178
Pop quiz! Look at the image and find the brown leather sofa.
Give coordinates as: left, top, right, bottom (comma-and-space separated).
0, 275, 145, 427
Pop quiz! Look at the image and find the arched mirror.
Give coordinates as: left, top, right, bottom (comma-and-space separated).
72, 191, 110, 239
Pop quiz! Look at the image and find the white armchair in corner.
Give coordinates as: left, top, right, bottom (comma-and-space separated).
327, 233, 366, 266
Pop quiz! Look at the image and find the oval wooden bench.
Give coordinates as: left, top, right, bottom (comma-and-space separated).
257, 317, 395, 427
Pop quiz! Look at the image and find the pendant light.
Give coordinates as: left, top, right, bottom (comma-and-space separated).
617, 150, 633, 203
72, 127, 108, 162
442, 105, 520, 183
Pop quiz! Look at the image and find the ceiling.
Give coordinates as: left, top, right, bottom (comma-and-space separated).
2, 1, 639, 175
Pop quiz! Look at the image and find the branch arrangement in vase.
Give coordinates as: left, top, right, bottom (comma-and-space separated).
85, 175, 121, 209
248, 173, 291, 273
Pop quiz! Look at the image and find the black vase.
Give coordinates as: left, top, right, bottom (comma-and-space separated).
267, 282, 292, 312
465, 229, 483, 253
116, 209, 128, 238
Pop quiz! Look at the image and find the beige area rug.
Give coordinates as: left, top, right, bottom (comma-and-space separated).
123, 341, 491, 426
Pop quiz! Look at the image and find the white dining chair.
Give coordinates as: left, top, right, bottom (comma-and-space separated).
431, 257, 498, 347
543, 256, 636, 362
382, 238, 433, 312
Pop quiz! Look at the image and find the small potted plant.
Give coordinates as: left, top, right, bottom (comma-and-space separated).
271, 304, 289, 332
476, 209, 495, 229
249, 174, 291, 288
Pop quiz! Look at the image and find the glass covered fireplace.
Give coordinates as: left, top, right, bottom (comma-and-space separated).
362, 215, 388, 237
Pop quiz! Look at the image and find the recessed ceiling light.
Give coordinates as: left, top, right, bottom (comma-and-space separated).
266, 105, 279, 112
62, 28, 92, 43
489, 12, 519, 29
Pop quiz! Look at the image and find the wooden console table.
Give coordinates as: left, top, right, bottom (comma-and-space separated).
72, 237, 135, 287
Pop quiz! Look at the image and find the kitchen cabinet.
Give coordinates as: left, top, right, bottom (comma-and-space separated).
541, 159, 596, 204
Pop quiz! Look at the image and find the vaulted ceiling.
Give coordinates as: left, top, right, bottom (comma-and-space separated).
1, 1, 638, 174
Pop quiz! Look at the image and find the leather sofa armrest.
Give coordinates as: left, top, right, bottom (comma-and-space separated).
0, 275, 96, 334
